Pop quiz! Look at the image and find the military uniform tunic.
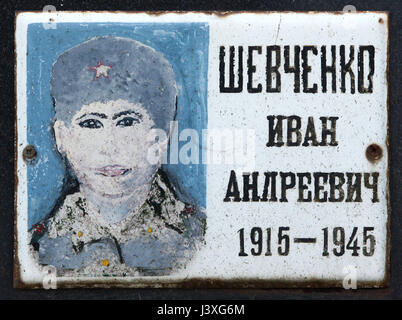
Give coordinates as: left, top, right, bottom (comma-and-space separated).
30, 171, 206, 277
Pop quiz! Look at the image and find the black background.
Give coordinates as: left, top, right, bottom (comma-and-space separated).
1, 0, 401, 300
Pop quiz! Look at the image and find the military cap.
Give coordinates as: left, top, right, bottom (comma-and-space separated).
51, 36, 177, 132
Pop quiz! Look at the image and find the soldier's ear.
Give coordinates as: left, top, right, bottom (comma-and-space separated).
146, 128, 169, 165
53, 120, 68, 154
156, 136, 169, 167
158, 133, 169, 155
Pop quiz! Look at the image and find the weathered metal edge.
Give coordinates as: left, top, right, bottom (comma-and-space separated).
13, 11, 391, 290
14, 10, 390, 15
384, 10, 391, 289
13, 11, 22, 289
15, 278, 389, 290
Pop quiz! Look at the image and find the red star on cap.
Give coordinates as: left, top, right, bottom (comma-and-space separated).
89, 60, 112, 80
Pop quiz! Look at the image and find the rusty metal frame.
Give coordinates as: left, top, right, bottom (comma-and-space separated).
13, 10, 391, 290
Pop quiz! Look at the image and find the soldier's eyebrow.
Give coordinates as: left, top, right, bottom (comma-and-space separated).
76, 112, 108, 120
112, 110, 143, 120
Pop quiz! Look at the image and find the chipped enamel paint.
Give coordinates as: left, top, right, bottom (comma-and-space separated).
15, 12, 389, 288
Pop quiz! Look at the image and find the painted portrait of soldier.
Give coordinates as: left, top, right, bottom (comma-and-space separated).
29, 36, 206, 277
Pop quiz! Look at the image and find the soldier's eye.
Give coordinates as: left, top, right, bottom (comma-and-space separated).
79, 119, 103, 129
116, 117, 140, 127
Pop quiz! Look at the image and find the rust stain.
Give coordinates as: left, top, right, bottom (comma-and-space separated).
16, 277, 389, 290
14, 11, 21, 288
14, 10, 390, 17
384, 11, 391, 290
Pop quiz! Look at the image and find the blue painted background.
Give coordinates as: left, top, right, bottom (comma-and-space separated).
27, 23, 209, 229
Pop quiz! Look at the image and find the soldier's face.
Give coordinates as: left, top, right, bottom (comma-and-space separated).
54, 99, 163, 198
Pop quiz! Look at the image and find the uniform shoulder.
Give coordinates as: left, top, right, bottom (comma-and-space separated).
30, 191, 86, 242
148, 170, 206, 237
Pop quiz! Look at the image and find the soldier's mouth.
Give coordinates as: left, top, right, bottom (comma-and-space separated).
95, 165, 131, 177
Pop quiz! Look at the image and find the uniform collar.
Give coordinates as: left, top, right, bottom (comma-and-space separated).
47, 170, 188, 247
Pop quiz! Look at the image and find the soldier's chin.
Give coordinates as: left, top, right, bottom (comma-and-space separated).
90, 184, 134, 199
80, 168, 155, 197
79, 177, 132, 198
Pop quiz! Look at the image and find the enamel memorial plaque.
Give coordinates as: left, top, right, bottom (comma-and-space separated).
15, 12, 389, 288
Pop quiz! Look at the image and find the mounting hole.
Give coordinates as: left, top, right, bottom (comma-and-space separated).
366, 143, 383, 162
343, 5, 357, 13
23, 145, 37, 162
